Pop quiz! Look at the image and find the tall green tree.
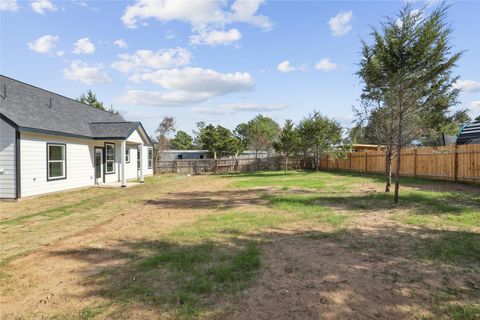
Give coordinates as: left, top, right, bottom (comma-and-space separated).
274, 120, 301, 171
358, 4, 462, 203
77, 90, 104, 110
77, 90, 119, 115
170, 131, 193, 150
235, 115, 280, 159
298, 111, 343, 171
198, 125, 243, 159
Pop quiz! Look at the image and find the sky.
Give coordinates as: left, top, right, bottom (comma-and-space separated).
1, 0, 479, 137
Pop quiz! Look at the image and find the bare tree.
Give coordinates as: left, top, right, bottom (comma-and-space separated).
154, 116, 175, 172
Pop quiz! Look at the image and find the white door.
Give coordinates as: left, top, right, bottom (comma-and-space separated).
94, 148, 104, 184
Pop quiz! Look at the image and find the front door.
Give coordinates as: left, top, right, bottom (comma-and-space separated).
94, 148, 104, 185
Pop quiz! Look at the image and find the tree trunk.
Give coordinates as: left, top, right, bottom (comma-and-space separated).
385, 149, 392, 192
284, 155, 288, 172
394, 144, 401, 203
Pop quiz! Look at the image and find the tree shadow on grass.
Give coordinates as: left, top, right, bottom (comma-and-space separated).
48, 224, 480, 319
265, 189, 479, 217
144, 189, 271, 210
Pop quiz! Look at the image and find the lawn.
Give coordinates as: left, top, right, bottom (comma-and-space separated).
0, 171, 479, 319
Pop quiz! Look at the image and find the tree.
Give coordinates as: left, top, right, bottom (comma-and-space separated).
77, 90, 120, 115
274, 120, 301, 171
235, 115, 280, 160
354, 101, 398, 192
170, 131, 193, 150
475, 115, 480, 122
298, 111, 343, 171
357, 4, 462, 203
155, 116, 175, 170
198, 125, 243, 159
192, 122, 206, 149
78, 90, 104, 110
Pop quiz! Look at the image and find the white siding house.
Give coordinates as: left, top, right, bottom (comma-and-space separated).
0, 75, 154, 199
0, 118, 16, 198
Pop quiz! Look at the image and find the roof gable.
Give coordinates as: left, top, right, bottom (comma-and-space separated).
0, 75, 127, 138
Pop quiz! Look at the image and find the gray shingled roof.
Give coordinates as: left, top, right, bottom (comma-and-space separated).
0, 75, 148, 142
89, 122, 141, 139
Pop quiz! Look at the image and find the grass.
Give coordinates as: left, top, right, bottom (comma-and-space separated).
1, 170, 479, 319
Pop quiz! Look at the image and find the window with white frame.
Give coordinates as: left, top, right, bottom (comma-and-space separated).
47, 143, 66, 180
125, 147, 130, 163
148, 148, 153, 169
105, 143, 115, 174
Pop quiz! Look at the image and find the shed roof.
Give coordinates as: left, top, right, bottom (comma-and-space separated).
457, 121, 480, 145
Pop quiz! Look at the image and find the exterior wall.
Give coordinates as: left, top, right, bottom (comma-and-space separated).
0, 118, 16, 199
143, 145, 153, 176
17, 129, 152, 198
19, 132, 125, 197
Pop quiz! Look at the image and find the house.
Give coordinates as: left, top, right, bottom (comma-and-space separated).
0, 75, 153, 199
159, 150, 209, 161
456, 121, 480, 145
158, 149, 269, 161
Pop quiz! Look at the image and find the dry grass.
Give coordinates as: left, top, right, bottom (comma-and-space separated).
0, 171, 479, 319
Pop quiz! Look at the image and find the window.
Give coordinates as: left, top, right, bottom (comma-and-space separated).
105, 143, 115, 174
125, 147, 130, 163
148, 148, 153, 169
199, 155, 204, 159
177, 154, 183, 160
47, 143, 66, 180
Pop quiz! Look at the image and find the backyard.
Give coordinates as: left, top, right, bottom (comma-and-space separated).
0, 171, 479, 319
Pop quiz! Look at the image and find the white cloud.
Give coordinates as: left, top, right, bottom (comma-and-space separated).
27, 35, 59, 54
165, 30, 176, 39
121, 0, 272, 30
118, 90, 209, 106
62, 61, 112, 84
328, 11, 352, 37
277, 60, 298, 73
118, 67, 255, 107
111, 47, 191, 73
468, 101, 480, 112
191, 103, 287, 115
133, 67, 254, 96
221, 103, 287, 112
113, 39, 128, 49
315, 58, 338, 71
73, 37, 95, 54
190, 28, 241, 46
30, 0, 57, 14
1, 0, 18, 11
453, 80, 480, 93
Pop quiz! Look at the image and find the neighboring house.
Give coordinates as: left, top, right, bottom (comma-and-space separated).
159, 150, 209, 161
0, 75, 153, 199
456, 121, 480, 145
159, 149, 269, 161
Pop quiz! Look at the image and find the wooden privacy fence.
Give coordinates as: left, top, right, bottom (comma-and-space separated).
319, 144, 480, 183
155, 144, 479, 183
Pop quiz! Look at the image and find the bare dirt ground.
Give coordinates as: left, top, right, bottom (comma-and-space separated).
1, 174, 478, 319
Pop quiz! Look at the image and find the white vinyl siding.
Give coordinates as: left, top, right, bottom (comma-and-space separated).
20, 133, 122, 197
0, 119, 16, 199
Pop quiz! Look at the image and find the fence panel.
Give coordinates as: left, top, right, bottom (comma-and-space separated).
155, 145, 479, 184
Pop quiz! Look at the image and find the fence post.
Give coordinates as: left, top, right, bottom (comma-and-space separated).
349, 152, 352, 172
174, 160, 178, 173
454, 146, 459, 181
365, 152, 368, 173
413, 149, 417, 177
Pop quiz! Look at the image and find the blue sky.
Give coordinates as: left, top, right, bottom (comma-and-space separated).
1, 0, 479, 136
